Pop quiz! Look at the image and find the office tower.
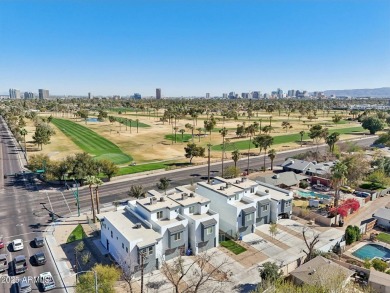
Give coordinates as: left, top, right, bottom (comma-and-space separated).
24, 92, 34, 99
241, 93, 249, 99
156, 88, 161, 99
228, 92, 236, 99
38, 89, 49, 99
252, 91, 261, 99
206, 93, 210, 99
222, 93, 227, 99
133, 93, 142, 100
277, 88, 284, 99
9, 89, 21, 99
88, 92, 93, 99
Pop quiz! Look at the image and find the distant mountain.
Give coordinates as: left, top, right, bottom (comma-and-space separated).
323, 87, 390, 97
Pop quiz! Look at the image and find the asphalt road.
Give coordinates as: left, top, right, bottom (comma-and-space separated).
43, 135, 377, 217
0, 117, 64, 293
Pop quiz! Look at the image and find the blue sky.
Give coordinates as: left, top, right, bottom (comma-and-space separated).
1, 0, 389, 96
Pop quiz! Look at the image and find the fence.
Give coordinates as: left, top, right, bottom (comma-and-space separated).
292, 207, 340, 227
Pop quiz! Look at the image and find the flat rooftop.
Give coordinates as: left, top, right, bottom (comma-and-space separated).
197, 181, 242, 197
103, 209, 161, 248
168, 186, 210, 206
221, 177, 258, 189
137, 191, 180, 212
256, 182, 292, 201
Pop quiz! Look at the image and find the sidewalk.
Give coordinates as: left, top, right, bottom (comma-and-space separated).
44, 213, 110, 293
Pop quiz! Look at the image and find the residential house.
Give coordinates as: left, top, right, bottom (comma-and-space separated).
256, 171, 308, 189
373, 208, 390, 231
281, 158, 335, 177
368, 269, 390, 293
100, 207, 162, 275
290, 256, 354, 288
128, 190, 189, 261
167, 186, 219, 255
255, 181, 293, 222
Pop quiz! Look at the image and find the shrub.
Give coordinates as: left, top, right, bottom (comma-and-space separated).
372, 259, 388, 272
345, 225, 361, 245
299, 181, 309, 189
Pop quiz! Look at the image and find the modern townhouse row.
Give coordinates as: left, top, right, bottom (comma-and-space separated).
99, 177, 293, 274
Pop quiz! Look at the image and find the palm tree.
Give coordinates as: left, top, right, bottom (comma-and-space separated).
84, 175, 97, 223
94, 177, 103, 214
261, 135, 274, 172
179, 129, 185, 143
196, 128, 202, 142
19, 128, 28, 157
204, 120, 214, 141
281, 121, 292, 133
185, 123, 194, 142
231, 149, 240, 168
299, 130, 305, 147
157, 177, 170, 195
325, 132, 340, 154
331, 162, 348, 207
219, 127, 228, 178
136, 119, 139, 133
268, 149, 277, 170
129, 119, 132, 133
245, 124, 256, 175
173, 126, 179, 143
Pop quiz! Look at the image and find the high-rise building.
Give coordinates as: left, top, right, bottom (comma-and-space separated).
287, 90, 296, 97
156, 88, 161, 99
228, 92, 236, 99
252, 91, 261, 99
222, 93, 227, 99
38, 89, 49, 99
9, 89, 21, 99
241, 93, 249, 99
133, 93, 142, 100
205, 93, 210, 99
88, 92, 93, 99
277, 88, 284, 99
24, 92, 34, 99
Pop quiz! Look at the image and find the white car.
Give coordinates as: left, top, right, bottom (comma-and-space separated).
12, 239, 24, 251
39, 272, 56, 291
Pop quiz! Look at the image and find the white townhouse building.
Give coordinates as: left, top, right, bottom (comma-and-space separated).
128, 190, 189, 261
196, 177, 293, 237
167, 186, 219, 255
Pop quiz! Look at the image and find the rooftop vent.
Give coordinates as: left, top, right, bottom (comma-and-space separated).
150, 198, 154, 205
312, 161, 317, 165
181, 193, 188, 200
272, 174, 279, 179
189, 193, 194, 197
309, 269, 316, 275
220, 186, 225, 191
265, 189, 269, 193
225, 183, 229, 188
290, 160, 294, 164
160, 197, 165, 202
236, 180, 241, 184
134, 223, 142, 229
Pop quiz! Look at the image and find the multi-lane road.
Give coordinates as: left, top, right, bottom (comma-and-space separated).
0, 115, 377, 292
0, 117, 63, 292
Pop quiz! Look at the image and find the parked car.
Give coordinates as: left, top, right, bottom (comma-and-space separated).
313, 184, 330, 192
13, 255, 27, 274
39, 272, 56, 291
17, 278, 32, 293
32, 252, 46, 266
12, 239, 24, 251
355, 191, 371, 198
340, 186, 355, 193
0, 254, 7, 272
0, 236, 4, 249
33, 237, 44, 248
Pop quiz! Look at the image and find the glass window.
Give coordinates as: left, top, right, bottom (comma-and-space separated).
126, 247, 128, 253
157, 211, 163, 219
148, 246, 153, 255
122, 243, 124, 249
174, 233, 181, 241
111, 231, 113, 238
262, 205, 268, 211
245, 213, 253, 221
189, 206, 195, 214
250, 187, 254, 193
234, 194, 239, 200
206, 227, 213, 235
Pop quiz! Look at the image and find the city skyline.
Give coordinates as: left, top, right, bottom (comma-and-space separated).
1, 0, 389, 96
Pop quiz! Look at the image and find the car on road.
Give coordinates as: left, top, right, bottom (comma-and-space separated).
39, 272, 56, 291
12, 239, 24, 251
340, 186, 355, 193
17, 278, 32, 293
33, 236, 44, 248
13, 255, 27, 274
32, 252, 46, 266
0, 254, 7, 272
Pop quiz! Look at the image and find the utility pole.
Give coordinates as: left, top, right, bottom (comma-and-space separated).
140, 251, 146, 293
207, 144, 211, 184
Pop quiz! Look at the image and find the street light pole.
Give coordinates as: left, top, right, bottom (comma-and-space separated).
207, 144, 211, 184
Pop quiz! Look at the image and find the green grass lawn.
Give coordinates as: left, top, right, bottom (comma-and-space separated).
165, 134, 194, 143
117, 162, 169, 175
114, 116, 150, 127
220, 240, 247, 255
377, 233, 390, 244
359, 182, 386, 190
66, 224, 87, 243
51, 118, 132, 164
212, 126, 365, 151
109, 107, 137, 113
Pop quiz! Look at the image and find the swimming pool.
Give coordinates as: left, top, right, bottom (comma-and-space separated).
296, 190, 332, 200
352, 244, 390, 260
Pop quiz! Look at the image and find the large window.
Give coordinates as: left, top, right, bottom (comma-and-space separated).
157, 211, 163, 219
234, 194, 239, 200
262, 205, 268, 211
189, 206, 195, 214
250, 187, 255, 193
245, 213, 253, 222
206, 227, 213, 235
110, 231, 113, 238
174, 232, 181, 241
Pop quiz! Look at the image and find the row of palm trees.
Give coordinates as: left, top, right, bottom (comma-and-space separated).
85, 175, 103, 223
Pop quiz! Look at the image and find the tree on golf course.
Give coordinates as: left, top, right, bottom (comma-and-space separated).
184, 143, 205, 164
185, 123, 194, 142
299, 130, 305, 147
362, 116, 385, 134
326, 132, 340, 153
